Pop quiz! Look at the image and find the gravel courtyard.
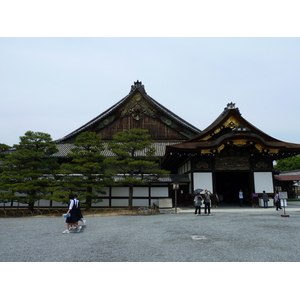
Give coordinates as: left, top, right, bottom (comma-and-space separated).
1, 204, 300, 262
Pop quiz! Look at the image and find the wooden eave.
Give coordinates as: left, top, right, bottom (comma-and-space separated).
164, 131, 300, 153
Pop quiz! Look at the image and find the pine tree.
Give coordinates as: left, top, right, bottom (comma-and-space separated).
106, 129, 169, 210
52, 132, 109, 210
0, 131, 59, 211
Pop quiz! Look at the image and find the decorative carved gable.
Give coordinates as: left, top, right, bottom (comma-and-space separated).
56, 81, 200, 144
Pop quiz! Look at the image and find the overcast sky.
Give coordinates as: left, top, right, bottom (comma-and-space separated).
1, 0, 300, 293
1, 2, 300, 147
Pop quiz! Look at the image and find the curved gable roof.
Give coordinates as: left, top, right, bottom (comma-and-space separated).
163, 103, 300, 162
188, 102, 281, 143
56, 81, 200, 143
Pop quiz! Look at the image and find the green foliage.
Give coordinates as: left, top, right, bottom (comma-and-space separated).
0, 129, 170, 211
106, 128, 169, 209
0, 131, 59, 211
0, 143, 11, 160
52, 132, 108, 209
275, 155, 300, 172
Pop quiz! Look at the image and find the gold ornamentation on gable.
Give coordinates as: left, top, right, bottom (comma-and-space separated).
217, 144, 225, 152
103, 119, 110, 125
202, 116, 241, 140
96, 116, 115, 128
120, 100, 156, 120
255, 144, 279, 154
195, 160, 210, 169
215, 157, 250, 170
269, 149, 280, 154
232, 139, 247, 147
255, 161, 269, 168
223, 116, 240, 129
133, 93, 142, 102
255, 144, 263, 152
130, 103, 145, 121
144, 107, 156, 118
200, 144, 225, 154
161, 116, 172, 125
201, 135, 211, 141
201, 149, 213, 154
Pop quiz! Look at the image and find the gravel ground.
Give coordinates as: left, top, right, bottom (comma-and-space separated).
1, 204, 300, 262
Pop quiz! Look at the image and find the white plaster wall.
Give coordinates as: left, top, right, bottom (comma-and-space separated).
111, 187, 129, 197
111, 199, 128, 207
51, 201, 66, 207
133, 199, 149, 206
133, 187, 149, 197
254, 172, 274, 193
193, 172, 213, 193
150, 187, 168, 197
94, 199, 110, 207
12, 201, 27, 207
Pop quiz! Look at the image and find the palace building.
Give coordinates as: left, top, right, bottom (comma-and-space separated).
3, 81, 300, 208
53, 80, 200, 208
162, 102, 300, 206
53, 80, 300, 208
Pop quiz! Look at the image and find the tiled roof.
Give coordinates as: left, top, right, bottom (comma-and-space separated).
53, 141, 180, 158
113, 174, 190, 183
278, 170, 300, 175
274, 169, 300, 181
275, 175, 300, 181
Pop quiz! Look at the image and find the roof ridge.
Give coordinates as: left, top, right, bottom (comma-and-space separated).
130, 80, 147, 94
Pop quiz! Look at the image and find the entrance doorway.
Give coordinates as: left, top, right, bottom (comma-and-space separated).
215, 172, 251, 205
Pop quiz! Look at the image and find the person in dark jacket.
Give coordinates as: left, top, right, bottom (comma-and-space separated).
204, 190, 211, 215
274, 191, 282, 211
194, 193, 203, 216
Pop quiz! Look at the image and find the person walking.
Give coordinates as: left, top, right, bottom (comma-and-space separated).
262, 190, 269, 208
194, 193, 203, 216
239, 189, 244, 207
204, 189, 211, 215
63, 194, 82, 234
274, 190, 282, 211
74, 194, 86, 226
